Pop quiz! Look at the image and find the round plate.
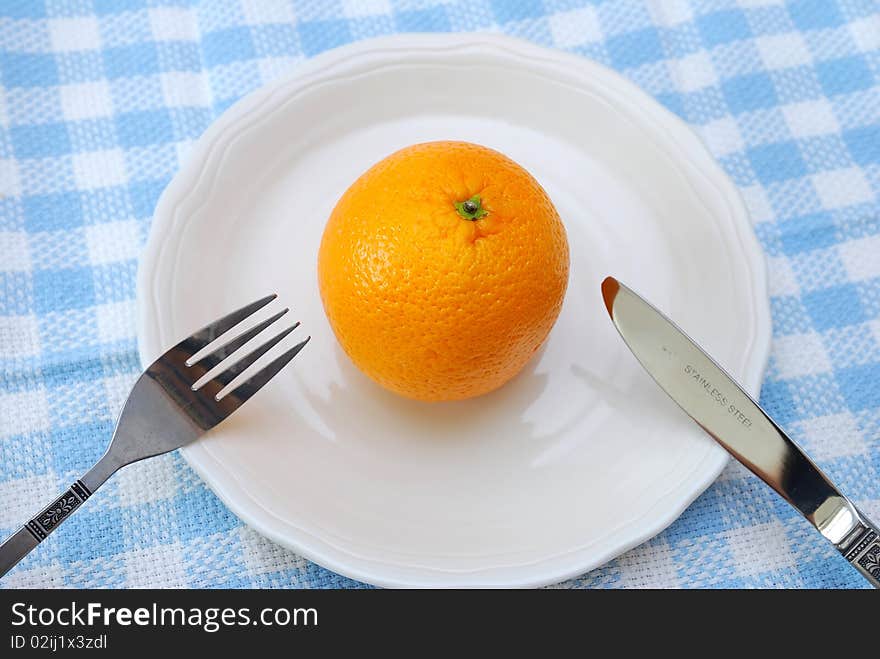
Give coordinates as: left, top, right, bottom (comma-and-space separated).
137, 34, 771, 587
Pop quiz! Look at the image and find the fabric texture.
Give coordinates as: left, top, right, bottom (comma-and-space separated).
1, 0, 878, 589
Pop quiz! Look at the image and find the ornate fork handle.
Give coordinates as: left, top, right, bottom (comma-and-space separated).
0, 454, 118, 577
25, 480, 92, 541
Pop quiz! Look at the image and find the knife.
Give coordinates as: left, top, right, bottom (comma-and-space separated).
601, 276, 879, 588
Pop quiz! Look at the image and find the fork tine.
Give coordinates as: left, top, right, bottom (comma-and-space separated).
175, 294, 277, 354
199, 324, 299, 391
218, 336, 310, 405
186, 308, 290, 367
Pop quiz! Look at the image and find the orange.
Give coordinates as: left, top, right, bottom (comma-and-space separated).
317, 141, 569, 401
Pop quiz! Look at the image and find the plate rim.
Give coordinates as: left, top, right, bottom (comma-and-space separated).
137, 32, 772, 587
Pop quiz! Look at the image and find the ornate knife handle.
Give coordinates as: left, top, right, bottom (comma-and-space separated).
839, 514, 880, 589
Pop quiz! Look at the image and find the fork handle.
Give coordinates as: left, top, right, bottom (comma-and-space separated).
0, 454, 119, 579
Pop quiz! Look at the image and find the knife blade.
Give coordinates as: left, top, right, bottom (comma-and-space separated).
601, 276, 879, 588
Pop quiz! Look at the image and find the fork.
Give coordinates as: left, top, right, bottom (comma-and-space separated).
0, 295, 308, 578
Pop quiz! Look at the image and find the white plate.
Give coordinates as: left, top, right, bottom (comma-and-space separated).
137, 34, 771, 587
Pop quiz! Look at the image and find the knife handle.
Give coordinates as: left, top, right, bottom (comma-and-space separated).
838, 513, 880, 589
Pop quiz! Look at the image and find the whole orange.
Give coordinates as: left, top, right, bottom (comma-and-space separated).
317, 141, 569, 401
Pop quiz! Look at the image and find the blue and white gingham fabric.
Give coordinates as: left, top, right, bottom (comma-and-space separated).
1, 0, 878, 589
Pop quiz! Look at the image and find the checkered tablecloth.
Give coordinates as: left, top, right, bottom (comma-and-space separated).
1, 0, 878, 589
